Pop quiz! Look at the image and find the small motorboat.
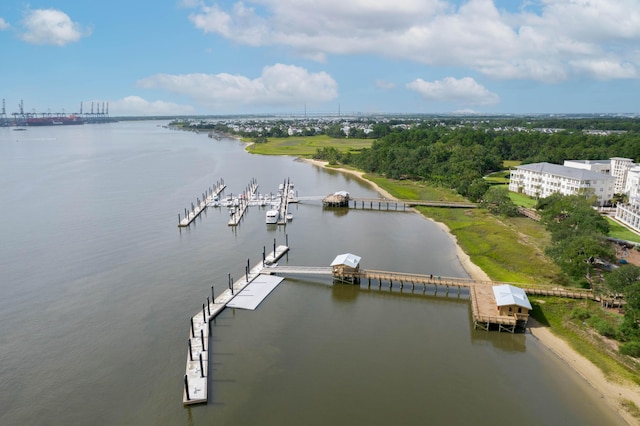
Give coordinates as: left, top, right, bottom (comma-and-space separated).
286, 212, 293, 221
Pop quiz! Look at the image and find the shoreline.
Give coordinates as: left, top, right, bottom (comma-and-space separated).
302, 158, 639, 425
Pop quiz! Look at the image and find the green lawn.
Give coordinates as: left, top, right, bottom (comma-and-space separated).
245, 135, 372, 156
484, 170, 511, 184
606, 217, 640, 244
509, 191, 538, 208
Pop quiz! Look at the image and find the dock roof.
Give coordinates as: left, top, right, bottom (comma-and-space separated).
492, 284, 532, 310
330, 253, 361, 268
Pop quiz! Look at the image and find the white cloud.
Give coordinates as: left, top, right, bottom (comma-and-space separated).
406, 77, 500, 106
375, 80, 396, 90
0, 17, 10, 30
109, 96, 196, 116
137, 64, 338, 110
186, 0, 640, 82
19, 9, 90, 46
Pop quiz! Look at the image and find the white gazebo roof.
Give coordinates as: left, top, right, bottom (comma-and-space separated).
330, 253, 361, 268
492, 284, 532, 310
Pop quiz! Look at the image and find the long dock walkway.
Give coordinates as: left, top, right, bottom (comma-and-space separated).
179, 180, 226, 227
183, 244, 289, 405
347, 198, 477, 210
267, 266, 595, 332
228, 178, 258, 226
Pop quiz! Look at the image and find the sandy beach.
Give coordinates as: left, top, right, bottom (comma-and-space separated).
303, 158, 640, 425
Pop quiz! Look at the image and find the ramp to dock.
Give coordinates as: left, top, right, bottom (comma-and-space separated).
227, 275, 284, 310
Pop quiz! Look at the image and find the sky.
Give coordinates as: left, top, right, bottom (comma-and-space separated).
1, 0, 640, 116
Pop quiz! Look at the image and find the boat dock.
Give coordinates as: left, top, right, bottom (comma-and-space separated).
277, 179, 295, 225
345, 198, 477, 210
228, 178, 258, 226
178, 180, 226, 227
267, 266, 594, 333
183, 243, 289, 405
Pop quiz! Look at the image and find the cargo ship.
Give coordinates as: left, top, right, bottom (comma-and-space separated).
26, 115, 84, 126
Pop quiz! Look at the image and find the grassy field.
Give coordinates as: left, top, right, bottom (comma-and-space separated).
606, 217, 640, 244
367, 177, 564, 285
509, 191, 538, 208
245, 135, 372, 156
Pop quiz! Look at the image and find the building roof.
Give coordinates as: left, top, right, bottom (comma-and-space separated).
564, 159, 610, 166
492, 284, 532, 310
516, 162, 615, 182
330, 253, 361, 268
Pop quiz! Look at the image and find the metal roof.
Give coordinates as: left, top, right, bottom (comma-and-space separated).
330, 253, 361, 268
492, 284, 532, 310
516, 162, 615, 182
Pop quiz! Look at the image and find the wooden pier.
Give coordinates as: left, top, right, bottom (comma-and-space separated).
346, 198, 477, 210
267, 266, 595, 333
228, 178, 258, 226
183, 243, 289, 405
178, 180, 226, 227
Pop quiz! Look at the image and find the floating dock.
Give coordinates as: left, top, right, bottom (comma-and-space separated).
183, 244, 289, 405
228, 178, 258, 226
179, 180, 226, 227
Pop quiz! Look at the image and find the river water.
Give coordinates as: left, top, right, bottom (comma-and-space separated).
0, 121, 625, 425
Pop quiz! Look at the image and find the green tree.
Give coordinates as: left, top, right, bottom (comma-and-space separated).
481, 186, 518, 216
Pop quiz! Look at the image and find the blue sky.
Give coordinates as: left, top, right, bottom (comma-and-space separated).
1, 0, 640, 116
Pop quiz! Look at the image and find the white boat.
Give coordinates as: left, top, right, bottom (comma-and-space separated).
266, 209, 279, 224
286, 212, 293, 221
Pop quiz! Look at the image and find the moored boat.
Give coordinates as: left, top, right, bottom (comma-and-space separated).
266, 209, 279, 224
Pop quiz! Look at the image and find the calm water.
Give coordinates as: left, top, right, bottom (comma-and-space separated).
0, 122, 625, 425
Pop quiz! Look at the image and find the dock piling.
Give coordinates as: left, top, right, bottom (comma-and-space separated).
190, 317, 195, 338
184, 375, 190, 401
188, 339, 193, 361
199, 353, 204, 378
202, 304, 206, 323
200, 329, 205, 351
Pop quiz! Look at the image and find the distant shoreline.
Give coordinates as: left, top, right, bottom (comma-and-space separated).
300, 157, 639, 425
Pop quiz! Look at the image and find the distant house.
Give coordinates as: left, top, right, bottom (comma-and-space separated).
492, 284, 532, 323
330, 253, 361, 283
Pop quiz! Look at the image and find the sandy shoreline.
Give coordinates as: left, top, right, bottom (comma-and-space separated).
302, 158, 640, 425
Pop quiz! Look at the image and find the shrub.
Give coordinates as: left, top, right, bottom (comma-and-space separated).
619, 341, 640, 358
588, 316, 617, 338
570, 307, 590, 321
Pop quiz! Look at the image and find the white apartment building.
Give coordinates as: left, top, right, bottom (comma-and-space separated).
616, 165, 640, 233
509, 162, 615, 206
610, 157, 635, 194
